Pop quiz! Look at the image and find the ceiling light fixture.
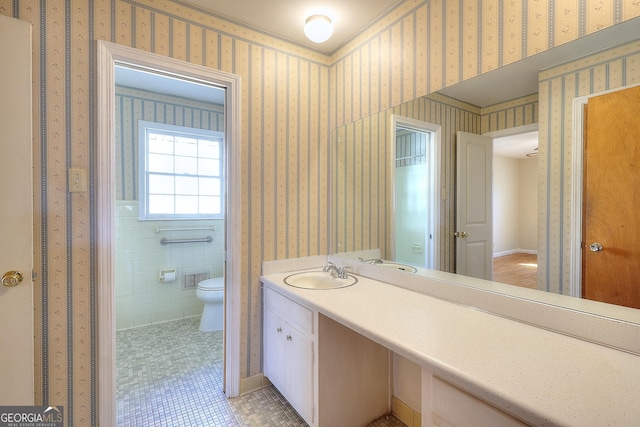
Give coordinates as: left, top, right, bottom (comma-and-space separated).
526, 147, 539, 158
304, 14, 333, 43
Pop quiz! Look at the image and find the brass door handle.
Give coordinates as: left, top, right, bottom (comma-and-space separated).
454, 231, 469, 238
2, 271, 23, 287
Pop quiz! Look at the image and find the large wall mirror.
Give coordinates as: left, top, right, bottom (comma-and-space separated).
330, 17, 640, 324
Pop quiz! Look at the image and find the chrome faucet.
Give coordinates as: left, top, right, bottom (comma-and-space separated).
323, 262, 340, 278
323, 262, 352, 279
337, 265, 351, 279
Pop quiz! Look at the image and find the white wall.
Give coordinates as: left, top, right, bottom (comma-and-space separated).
493, 156, 520, 254
518, 158, 538, 251
392, 353, 421, 415
493, 156, 538, 256
395, 164, 428, 267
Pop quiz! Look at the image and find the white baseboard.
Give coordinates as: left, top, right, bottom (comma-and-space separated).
493, 249, 537, 258
239, 373, 272, 396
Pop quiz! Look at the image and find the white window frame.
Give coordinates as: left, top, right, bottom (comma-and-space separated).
138, 120, 224, 220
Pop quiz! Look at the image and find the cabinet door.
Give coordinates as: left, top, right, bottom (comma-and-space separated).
264, 309, 286, 392
285, 325, 314, 424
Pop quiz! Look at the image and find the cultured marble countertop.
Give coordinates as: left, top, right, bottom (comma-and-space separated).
261, 269, 640, 427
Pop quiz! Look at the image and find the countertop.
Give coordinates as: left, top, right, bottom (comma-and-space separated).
261, 269, 640, 427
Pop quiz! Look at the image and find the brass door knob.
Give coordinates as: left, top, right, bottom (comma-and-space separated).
589, 242, 604, 252
2, 271, 23, 287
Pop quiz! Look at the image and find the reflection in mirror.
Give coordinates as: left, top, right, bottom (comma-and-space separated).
489, 126, 539, 290
331, 92, 480, 273
330, 18, 640, 322
391, 115, 440, 270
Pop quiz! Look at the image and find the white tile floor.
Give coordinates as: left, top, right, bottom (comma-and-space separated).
116, 317, 406, 426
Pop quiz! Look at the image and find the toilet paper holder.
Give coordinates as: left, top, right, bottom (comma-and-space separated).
159, 268, 177, 283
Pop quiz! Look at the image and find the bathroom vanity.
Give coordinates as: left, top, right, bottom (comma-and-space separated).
261, 256, 640, 427
263, 285, 390, 426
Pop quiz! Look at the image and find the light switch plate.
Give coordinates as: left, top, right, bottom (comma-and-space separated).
68, 168, 87, 192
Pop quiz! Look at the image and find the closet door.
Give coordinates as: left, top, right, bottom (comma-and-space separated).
0, 15, 34, 405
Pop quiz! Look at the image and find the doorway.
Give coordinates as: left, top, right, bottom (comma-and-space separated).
113, 64, 227, 422
97, 41, 242, 425
390, 115, 441, 270
489, 126, 539, 289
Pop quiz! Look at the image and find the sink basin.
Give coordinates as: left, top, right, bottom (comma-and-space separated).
376, 262, 417, 273
284, 271, 358, 290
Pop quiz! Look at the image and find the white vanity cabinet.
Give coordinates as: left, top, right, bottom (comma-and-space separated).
263, 287, 315, 425
262, 264, 640, 426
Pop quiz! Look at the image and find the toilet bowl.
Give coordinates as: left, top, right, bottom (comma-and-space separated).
195, 277, 224, 332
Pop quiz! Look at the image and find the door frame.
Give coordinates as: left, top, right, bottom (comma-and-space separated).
389, 115, 441, 270
570, 83, 640, 298
96, 40, 242, 425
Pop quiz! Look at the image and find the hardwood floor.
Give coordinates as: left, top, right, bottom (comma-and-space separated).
493, 253, 538, 289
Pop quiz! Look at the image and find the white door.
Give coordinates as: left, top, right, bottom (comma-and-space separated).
456, 131, 493, 280
0, 15, 34, 404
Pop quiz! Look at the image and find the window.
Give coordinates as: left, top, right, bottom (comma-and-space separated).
138, 121, 224, 220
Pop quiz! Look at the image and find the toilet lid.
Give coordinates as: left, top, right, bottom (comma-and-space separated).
197, 277, 224, 290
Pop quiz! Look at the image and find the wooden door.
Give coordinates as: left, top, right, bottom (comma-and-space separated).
582, 85, 640, 309
456, 132, 493, 280
0, 15, 34, 404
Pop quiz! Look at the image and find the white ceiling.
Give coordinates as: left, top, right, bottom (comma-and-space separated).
493, 131, 538, 159
115, 65, 226, 104
182, 0, 403, 55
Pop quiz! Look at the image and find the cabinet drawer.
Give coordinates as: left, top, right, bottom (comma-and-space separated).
265, 287, 314, 335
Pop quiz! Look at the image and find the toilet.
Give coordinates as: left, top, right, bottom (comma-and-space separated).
195, 277, 224, 331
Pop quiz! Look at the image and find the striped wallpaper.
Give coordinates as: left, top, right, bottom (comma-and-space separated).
115, 86, 224, 200
4, 0, 329, 424
329, 0, 640, 129
1, 0, 639, 424
396, 129, 428, 168
481, 93, 539, 134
